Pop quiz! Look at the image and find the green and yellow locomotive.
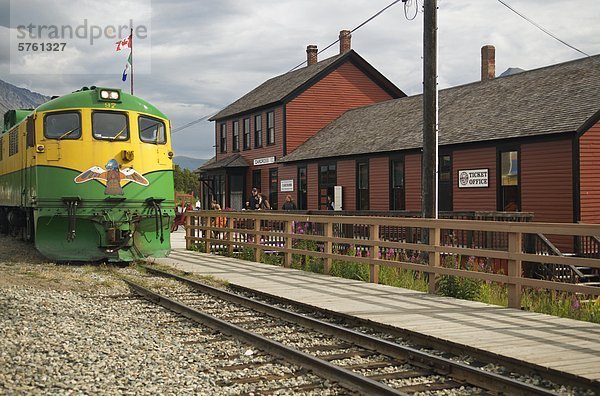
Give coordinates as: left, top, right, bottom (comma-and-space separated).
0, 86, 174, 261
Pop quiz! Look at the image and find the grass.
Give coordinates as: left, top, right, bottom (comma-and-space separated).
219, 241, 600, 323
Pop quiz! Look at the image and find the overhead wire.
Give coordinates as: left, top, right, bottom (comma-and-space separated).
175, 0, 406, 133
288, 0, 405, 72
496, 0, 590, 57
172, 112, 216, 133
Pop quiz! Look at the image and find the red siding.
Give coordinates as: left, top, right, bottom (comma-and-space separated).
307, 163, 319, 210
521, 138, 574, 251
405, 154, 422, 211
370, 156, 389, 210
580, 120, 600, 224
215, 106, 284, 165
521, 138, 573, 223
286, 62, 394, 154
453, 147, 497, 211
337, 160, 356, 211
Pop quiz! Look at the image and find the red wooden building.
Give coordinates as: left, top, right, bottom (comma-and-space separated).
201, 38, 600, 240
277, 49, 600, 250
199, 31, 404, 210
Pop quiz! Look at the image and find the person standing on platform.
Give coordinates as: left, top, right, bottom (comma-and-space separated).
326, 195, 335, 211
281, 195, 297, 210
257, 190, 271, 210
249, 188, 259, 210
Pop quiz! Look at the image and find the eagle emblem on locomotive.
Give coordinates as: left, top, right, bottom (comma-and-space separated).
75, 159, 149, 195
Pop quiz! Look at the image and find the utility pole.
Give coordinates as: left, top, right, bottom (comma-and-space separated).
422, 0, 438, 219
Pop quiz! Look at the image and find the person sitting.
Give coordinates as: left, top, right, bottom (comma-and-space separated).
211, 200, 222, 211
281, 194, 297, 210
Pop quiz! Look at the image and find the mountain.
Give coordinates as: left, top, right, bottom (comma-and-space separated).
0, 79, 50, 115
173, 156, 207, 171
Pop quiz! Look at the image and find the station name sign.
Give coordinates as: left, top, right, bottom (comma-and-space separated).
253, 156, 275, 166
458, 168, 489, 188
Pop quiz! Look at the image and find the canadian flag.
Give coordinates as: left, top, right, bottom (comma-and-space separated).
115, 35, 132, 51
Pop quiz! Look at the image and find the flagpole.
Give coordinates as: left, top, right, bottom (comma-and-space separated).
130, 27, 134, 95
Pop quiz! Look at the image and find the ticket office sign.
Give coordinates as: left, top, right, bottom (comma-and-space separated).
458, 169, 489, 188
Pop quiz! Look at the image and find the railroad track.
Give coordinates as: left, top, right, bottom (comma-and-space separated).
125, 266, 573, 395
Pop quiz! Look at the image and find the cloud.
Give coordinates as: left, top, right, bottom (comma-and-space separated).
0, 0, 599, 160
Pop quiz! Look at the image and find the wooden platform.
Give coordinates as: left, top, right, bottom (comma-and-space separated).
152, 242, 600, 383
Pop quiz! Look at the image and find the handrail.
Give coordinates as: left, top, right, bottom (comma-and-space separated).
184, 211, 600, 309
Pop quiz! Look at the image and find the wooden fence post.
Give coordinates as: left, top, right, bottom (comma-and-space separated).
254, 218, 262, 262
369, 224, 380, 284
206, 215, 212, 254
324, 221, 333, 275
508, 231, 523, 309
284, 220, 293, 268
227, 216, 234, 256
185, 214, 192, 250
428, 226, 441, 294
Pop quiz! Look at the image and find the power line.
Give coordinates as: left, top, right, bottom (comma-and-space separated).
289, 0, 404, 72
172, 111, 217, 133
496, 0, 590, 57
177, 0, 406, 132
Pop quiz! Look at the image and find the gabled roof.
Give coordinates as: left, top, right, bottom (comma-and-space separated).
281, 54, 600, 163
210, 50, 404, 121
199, 154, 249, 171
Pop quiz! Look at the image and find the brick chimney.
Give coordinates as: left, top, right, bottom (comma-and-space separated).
481, 45, 495, 81
306, 45, 318, 66
339, 30, 351, 53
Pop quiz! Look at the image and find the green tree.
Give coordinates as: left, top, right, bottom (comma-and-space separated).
173, 164, 199, 196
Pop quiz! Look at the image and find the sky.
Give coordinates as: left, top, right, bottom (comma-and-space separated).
1, 0, 599, 160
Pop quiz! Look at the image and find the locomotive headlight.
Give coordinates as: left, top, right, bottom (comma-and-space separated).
97, 88, 122, 102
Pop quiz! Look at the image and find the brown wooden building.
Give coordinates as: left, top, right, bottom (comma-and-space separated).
200, 37, 600, 244
277, 50, 600, 245
199, 31, 404, 210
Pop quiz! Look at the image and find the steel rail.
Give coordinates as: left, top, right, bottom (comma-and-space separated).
124, 279, 407, 396
143, 265, 559, 396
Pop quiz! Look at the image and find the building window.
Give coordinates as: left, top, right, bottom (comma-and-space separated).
243, 118, 251, 150
266, 111, 275, 145
269, 168, 278, 210
232, 120, 240, 152
298, 166, 307, 210
438, 154, 452, 211
390, 159, 405, 210
219, 123, 227, 153
499, 150, 520, 211
254, 114, 262, 148
252, 169, 261, 192
9, 129, 18, 156
319, 163, 336, 210
357, 160, 369, 210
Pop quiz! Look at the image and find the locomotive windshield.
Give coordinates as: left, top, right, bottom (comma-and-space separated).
44, 112, 81, 140
92, 111, 129, 141
139, 116, 166, 144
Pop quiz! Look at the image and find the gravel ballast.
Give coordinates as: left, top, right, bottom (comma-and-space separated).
0, 236, 341, 396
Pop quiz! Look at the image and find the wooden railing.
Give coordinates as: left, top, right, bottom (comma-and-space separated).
183, 211, 600, 309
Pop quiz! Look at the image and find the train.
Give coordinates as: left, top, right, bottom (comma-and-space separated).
0, 86, 175, 261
